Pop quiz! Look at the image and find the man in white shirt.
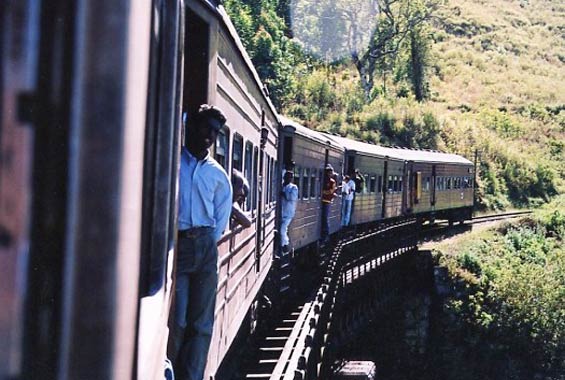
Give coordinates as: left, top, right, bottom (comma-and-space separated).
172, 104, 232, 380
341, 174, 356, 227
280, 170, 298, 252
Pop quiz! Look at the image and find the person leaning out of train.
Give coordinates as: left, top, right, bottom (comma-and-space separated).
353, 168, 365, 194
280, 170, 298, 253
173, 104, 233, 380
231, 169, 252, 228
341, 174, 356, 227
321, 164, 337, 244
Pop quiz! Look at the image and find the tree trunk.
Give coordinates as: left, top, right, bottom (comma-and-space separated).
352, 53, 375, 101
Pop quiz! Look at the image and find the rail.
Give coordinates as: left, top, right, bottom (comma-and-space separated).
471, 210, 532, 223
276, 218, 418, 380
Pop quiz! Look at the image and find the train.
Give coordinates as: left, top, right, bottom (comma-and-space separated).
0, 0, 473, 379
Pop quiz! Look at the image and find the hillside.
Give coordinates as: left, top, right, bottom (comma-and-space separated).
224, 0, 565, 209
428, 0, 565, 209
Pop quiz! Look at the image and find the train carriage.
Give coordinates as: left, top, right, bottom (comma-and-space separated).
324, 135, 408, 223
1, 0, 279, 379
382, 148, 474, 222
323, 135, 387, 224
428, 161, 474, 222
183, 1, 279, 376
279, 117, 345, 252
1, 1, 475, 379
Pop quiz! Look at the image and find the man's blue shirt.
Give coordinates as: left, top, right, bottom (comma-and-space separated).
178, 148, 233, 242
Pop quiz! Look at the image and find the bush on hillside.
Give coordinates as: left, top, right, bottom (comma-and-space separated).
436, 198, 565, 378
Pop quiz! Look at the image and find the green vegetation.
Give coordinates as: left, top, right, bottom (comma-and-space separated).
224, 0, 564, 209
432, 196, 565, 378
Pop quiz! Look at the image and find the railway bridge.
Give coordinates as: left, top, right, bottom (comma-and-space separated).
237, 218, 434, 380
236, 211, 531, 380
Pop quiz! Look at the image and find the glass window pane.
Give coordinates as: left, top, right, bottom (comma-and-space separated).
310, 170, 316, 198
294, 166, 301, 192
232, 134, 243, 172
378, 175, 382, 193
302, 168, 310, 199
215, 127, 229, 170
244, 142, 253, 210
253, 147, 258, 211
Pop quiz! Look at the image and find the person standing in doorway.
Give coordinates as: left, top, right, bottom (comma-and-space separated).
280, 170, 298, 253
172, 104, 233, 380
341, 174, 356, 227
321, 164, 337, 244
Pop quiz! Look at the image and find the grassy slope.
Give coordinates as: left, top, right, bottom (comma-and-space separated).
429, 0, 565, 207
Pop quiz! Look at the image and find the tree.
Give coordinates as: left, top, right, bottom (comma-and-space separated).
407, 26, 431, 101
289, 0, 441, 100
351, 0, 440, 99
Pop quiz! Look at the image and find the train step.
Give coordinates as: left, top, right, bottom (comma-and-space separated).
238, 304, 304, 379
245, 374, 271, 379
262, 336, 288, 347
279, 284, 291, 294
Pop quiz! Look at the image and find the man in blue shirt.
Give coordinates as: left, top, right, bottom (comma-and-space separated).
172, 104, 232, 380
280, 170, 298, 252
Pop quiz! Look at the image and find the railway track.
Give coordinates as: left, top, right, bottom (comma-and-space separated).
470, 210, 532, 223
236, 220, 417, 380
236, 211, 533, 380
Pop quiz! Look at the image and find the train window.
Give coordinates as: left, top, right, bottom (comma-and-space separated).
425, 177, 430, 192
244, 142, 253, 210
393, 176, 398, 192
265, 155, 271, 205
318, 169, 323, 198
369, 176, 376, 193
436, 176, 442, 191
253, 147, 259, 212
310, 170, 316, 198
302, 168, 310, 199
271, 159, 277, 203
215, 126, 229, 171
364, 174, 370, 193
269, 158, 275, 203
232, 133, 243, 172
377, 176, 382, 193
139, 0, 185, 297
399, 177, 403, 192
446, 177, 452, 190
388, 175, 393, 192
294, 166, 301, 192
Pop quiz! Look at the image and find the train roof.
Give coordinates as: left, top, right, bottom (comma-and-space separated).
203, 0, 279, 118
323, 133, 473, 165
279, 116, 345, 150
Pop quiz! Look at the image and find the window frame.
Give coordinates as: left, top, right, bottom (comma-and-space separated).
231, 132, 243, 172
302, 167, 310, 199
215, 125, 230, 171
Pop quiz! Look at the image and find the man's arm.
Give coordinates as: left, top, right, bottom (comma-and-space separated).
232, 202, 252, 228
214, 175, 233, 242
